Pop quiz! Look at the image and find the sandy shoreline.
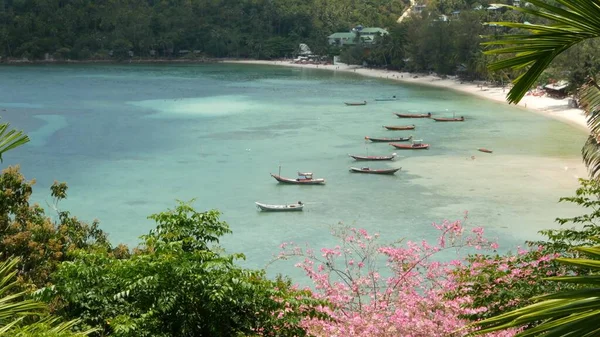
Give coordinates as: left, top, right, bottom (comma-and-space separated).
224, 60, 589, 132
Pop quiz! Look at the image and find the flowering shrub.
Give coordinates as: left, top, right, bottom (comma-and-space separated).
275, 216, 522, 336
449, 247, 566, 322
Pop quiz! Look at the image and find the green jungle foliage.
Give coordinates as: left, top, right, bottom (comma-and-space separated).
0, 0, 409, 60
48, 201, 328, 337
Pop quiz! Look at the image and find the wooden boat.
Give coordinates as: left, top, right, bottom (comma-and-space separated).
478, 148, 493, 153
394, 112, 432, 118
365, 136, 413, 143
349, 167, 401, 175
389, 140, 430, 150
349, 153, 397, 161
433, 116, 465, 122
345, 101, 367, 106
270, 173, 326, 185
383, 125, 416, 131
256, 201, 304, 212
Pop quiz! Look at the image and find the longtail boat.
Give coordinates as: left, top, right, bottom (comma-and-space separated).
365, 136, 413, 143
349, 153, 397, 161
394, 112, 432, 118
349, 167, 401, 175
383, 125, 416, 131
255, 201, 304, 212
389, 140, 430, 150
433, 116, 465, 122
478, 148, 493, 153
270, 172, 326, 185
345, 101, 367, 106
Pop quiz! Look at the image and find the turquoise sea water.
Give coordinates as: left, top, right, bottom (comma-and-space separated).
0, 63, 588, 277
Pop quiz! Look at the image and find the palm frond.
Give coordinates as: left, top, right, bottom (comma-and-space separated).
0, 259, 46, 324
580, 79, 600, 178
0, 258, 95, 336
0, 121, 30, 162
7, 317, 98, 336
465, 244, 600, 336
484, 0, 600, 103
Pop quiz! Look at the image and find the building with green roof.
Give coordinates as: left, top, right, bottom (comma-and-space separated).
327, 27, 388, 46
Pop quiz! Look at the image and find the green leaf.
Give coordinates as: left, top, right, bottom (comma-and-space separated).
0, 121, 29, 162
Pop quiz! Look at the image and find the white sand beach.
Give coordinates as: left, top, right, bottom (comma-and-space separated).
224, 60, 589, 132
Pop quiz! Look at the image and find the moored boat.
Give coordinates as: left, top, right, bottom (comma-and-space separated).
255, 201, 304, 212
383, 125, 416, 131
365, 136, 413, 143
349, 153, 397, 161
270, 172, 326, 185
478, 148, 493, 153
389, 139, 429, 150
345, 101, 367, 106
394, 112, 432, 118
349, 167, 401, 175
433, 116, 465, 122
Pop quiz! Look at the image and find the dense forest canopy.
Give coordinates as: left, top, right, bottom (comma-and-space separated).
0, 0, 409, 59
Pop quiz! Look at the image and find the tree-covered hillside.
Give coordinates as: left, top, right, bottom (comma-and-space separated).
0, 0, 409, 60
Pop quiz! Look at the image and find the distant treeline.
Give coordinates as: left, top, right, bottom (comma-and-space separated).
0, 0, 408, 60
1, 0, 598, 87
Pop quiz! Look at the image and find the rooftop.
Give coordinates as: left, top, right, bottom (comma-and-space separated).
328, 32, 357, 39
357, 27, 389, 34
544, 81, 569, 91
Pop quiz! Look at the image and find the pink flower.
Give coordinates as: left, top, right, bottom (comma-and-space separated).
276, 215, 527, 337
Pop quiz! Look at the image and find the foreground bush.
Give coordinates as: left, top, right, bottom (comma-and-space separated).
48, 202, 326, 337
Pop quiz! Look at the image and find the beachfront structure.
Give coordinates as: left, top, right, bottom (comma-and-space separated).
327, 27, 389, 46
544, 81, 569, 98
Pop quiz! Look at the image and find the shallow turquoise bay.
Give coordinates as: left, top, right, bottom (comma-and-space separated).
0, 63, 588, 277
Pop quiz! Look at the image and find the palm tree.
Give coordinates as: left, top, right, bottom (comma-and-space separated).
466, 1, 600, 335
481, 0, 600, 177
0, 119, 29, 162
